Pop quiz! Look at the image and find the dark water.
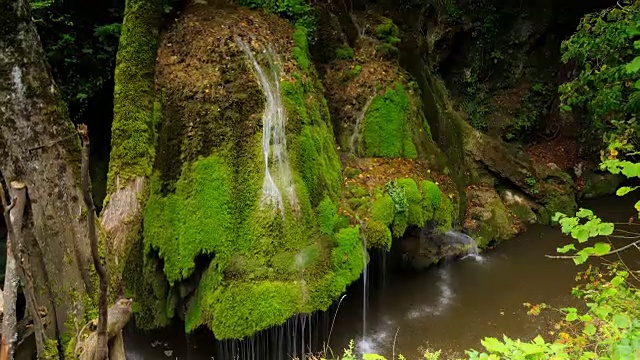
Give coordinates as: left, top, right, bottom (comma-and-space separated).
124, 194, 640, 359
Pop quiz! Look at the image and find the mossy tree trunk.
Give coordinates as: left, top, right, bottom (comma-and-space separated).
100, 0, 162, 287
0, 0, 94, 355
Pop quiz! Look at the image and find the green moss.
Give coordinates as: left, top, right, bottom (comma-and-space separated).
335, 44, 355, 60
374, 18, 400, 45
144, 153, 234, 283
144, 18, 357, 340
434, 193, 453, 231
392, 210, 408, 238
213, 281, 303, 339
364, 220, 392, 250
543, 192, 578, 222
317, 196, 338, 235
362, 84, 417, 158
470, 199, 514, 248
107, 0, 162, 192
371, 194, 395, 226
396, 178, 424, 226
292, 26, 311, 72
185, 226, 363, 339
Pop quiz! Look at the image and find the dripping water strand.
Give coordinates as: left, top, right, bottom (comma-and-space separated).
235, 37, 297, 214
358, 221, 370, 353
349, 95, 375, 156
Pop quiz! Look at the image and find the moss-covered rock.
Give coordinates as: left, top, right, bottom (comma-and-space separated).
364, 220, 392, 250
464, 186, 519, 248
361, 84, 417, 158
580, 171, 625, 199
134, 6, 363, 340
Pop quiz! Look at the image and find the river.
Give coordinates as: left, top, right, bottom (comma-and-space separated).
123, 194, 640, 359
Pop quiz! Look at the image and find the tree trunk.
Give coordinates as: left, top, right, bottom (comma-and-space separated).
0, 0, 93, 351
1, 189, 18, 360
77, 299, 132, 360
101, 0, 162, 289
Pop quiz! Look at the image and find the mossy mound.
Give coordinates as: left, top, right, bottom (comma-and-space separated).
133, 5, 363, 340
347, 176, 455, 249
318, 23, 441, 164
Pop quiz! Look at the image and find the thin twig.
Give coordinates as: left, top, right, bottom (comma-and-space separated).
392, 327, 400, 360
546, 238, 640, 259
27, 133, 76, 152
324, 294, 346, 357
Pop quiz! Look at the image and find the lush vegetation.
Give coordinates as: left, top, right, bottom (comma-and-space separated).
559, 1, 640, 153
321, 1, 640, 358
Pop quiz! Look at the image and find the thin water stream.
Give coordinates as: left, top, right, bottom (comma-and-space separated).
123, 194, 639, 359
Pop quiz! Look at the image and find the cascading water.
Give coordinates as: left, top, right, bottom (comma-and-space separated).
349, 95, 375, 156
443, 230, 484, 262
236, 37, 297, 214
358, 224, 372, 353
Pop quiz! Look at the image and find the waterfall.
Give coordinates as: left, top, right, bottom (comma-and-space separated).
236, 37, 297, 214
349, 95, 375, 156
443, 230, 484, 262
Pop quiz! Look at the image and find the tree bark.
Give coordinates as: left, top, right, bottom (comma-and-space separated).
78, 125, 108, 360
0, 0, 93, 350
1, 189, 18, 360
101, 0, 162, 281
1, 182, 48, 358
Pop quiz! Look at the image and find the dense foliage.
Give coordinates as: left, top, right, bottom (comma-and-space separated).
31, 0, 124, 119
560, 0, 640, 153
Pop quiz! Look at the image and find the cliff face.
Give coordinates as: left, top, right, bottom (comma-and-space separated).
124, 0, 616, 340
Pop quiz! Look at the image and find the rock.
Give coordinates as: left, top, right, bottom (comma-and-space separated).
580, 171, 625, 199
464, 124, 541, 199
463, 186, 519, 248
498, 188, 538, 224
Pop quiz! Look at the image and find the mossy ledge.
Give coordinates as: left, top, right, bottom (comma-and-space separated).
132, 5, 363, 340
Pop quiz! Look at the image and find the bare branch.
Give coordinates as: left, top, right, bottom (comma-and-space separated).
78, 124, 109, 360
546, 238, 640, 260
27, 133, 76, 152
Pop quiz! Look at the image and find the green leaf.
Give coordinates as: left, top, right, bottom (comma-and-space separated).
573, 252, 589, 265
584, 323, 597, 336
557, 244, 576, 254
613, 313, 631, 328
576, 208, 594, 218
616, 186, 638, 196
362, 355, 386, 360
626, 56, 640, 74
481, 337, 508, 353
598, 222, 614, 236
611, 275, 625, 286
579, 314, 593, 322
593, 242, 611, 256
571, 227, 590, 243
551, 212, 566, 223
565, 312, 579, 321
635, 200, 640, 213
